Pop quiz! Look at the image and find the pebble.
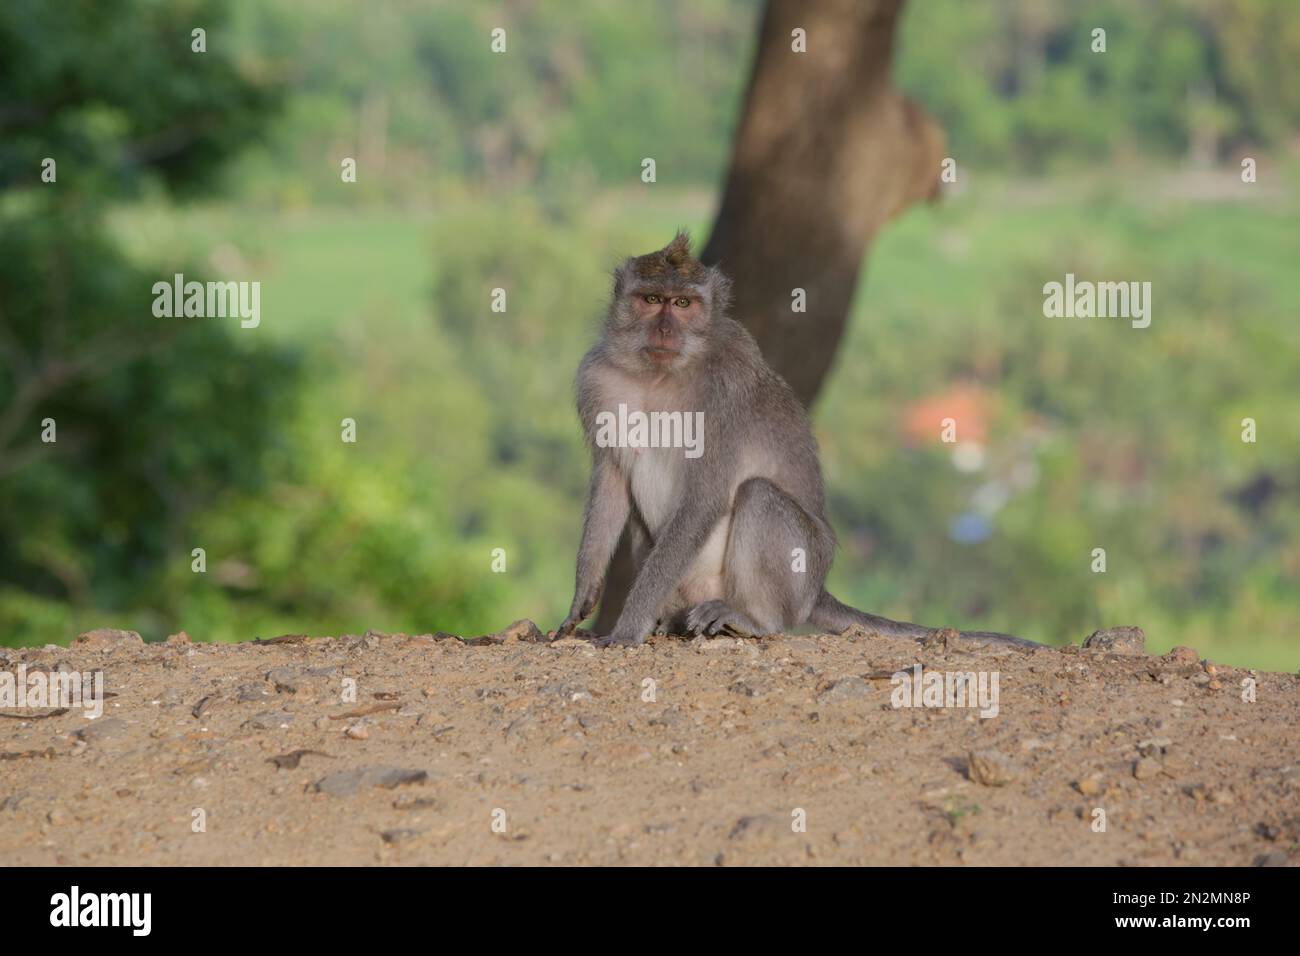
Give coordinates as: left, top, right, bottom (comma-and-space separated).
968, 749, 1019, 786
47, 806, 71, 825
817, 677, 871, 703
237, 683, 273, 703
266, 667, 301, 693
1137, 737, 1172, 756
75, 718, 129, 743
1133, 757, 1163, 780
314, 767, 429, 797
73, 629, 144, 652
1075, 775, 1104, 796
1082, 626, 1146, 656
246, 711, 294, 731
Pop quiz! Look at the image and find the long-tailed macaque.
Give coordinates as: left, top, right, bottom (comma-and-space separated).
554, 232, 1032, 648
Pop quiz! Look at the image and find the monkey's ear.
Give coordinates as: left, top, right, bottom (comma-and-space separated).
706, 266, 733, 314
612, 259, 635, 298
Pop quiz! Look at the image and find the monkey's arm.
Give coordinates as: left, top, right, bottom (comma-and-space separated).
553, 453, 630, 639
600, 492, 727, 647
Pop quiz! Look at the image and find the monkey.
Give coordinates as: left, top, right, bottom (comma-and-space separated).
553, 231, 1035, 649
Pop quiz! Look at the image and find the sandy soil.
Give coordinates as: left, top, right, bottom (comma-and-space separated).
2, 623, 1296, 866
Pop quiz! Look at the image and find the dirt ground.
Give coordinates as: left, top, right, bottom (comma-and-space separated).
2, 622, 1297, 866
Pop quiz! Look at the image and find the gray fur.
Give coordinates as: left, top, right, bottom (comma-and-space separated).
553, 233, 1032, 649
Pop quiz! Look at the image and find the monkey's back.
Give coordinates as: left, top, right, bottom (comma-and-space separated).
701, 318, 829, 522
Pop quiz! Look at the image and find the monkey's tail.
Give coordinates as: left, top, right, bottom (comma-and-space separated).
810, 590, 1042, 649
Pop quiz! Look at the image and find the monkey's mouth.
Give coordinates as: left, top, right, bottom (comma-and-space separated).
645, 346, 680, 361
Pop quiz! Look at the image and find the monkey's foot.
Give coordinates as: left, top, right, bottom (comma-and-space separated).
685, 600, 761, 638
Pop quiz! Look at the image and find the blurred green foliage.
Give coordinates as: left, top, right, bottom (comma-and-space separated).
2, 1, 1298, 670
215, 0, 1300, 201
0, 0, 295, 639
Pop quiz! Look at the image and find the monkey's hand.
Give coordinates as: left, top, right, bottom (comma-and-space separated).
552, 613, 582, 641
553, 583, 604, 641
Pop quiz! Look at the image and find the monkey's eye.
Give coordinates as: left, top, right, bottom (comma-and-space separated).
643, 293, 662, 305
673, 296, 691, 308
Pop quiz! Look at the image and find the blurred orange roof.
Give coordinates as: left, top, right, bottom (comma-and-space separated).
901, 384, 990, 446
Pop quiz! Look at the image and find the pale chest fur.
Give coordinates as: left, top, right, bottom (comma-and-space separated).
623, 445, 680, 531
590, 367, 692, 534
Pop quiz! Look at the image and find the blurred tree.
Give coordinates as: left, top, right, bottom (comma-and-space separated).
701, 0, 943, 406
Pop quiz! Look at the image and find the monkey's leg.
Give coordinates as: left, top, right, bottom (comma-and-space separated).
629, 518, 678, 636
687, 477, 831, 637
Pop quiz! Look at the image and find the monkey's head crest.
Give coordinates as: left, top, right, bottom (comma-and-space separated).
612, 229, 732, 312
628, 230, 708, 283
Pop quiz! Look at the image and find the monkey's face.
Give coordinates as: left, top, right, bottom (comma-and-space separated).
618, 285, 709, 371
604, 231, 731, 376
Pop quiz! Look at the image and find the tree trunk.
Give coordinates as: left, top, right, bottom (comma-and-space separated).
596, 0, 943, 632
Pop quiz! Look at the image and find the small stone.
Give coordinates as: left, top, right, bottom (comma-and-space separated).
1075, 775, 1104, 796
540, 681, 592, 702
393, 795, 441, 811
968, 749, 1018, 787
817, 677, 871, 703
1167, 646, 1200, 665
73, 628, 144, 651
1133, 757, 1162, 780
165, 631, 192, 645
463, 620, 545, 647
1256, 822, 1281, 841
345, 721, 370, 740
500, 619, 548, 644
237, 683, 273, 703
381, 828, 423, 845
1137, 737, 1172, 757
266, 667, 301, 693
75, 718, 129, 743
921, 628, 960, 653
246, 711, 294, 731
314, 767, 429, 797
729, 679, 766, 698
1082, 626, 1146, 655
